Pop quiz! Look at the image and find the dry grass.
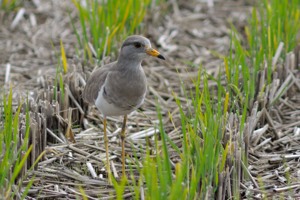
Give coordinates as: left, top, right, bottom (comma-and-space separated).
1, 0, 300, 199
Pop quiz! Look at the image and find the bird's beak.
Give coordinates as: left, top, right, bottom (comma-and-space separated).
145, 46, 165, 60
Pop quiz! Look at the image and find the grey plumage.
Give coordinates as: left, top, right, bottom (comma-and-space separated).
82, 35, 165, 179
83, 35, 165, 116
83, 62, 115, 105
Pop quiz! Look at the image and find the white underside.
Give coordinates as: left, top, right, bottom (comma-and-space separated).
95, 86, 143, 116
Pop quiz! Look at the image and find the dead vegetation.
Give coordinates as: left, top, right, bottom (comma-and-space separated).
0, 0, 300, 199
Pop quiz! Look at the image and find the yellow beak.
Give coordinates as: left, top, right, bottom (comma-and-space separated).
145, 47, 165, 60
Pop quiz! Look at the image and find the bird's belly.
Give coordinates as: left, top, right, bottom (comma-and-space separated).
95, 87, 144, 116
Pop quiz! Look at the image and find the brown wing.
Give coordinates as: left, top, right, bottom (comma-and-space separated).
82, 62, 117, 104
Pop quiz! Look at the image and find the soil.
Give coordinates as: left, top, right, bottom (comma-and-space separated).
1, 0, 300, 199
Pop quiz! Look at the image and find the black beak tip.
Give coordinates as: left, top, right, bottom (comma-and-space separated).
158, 54, 165, 60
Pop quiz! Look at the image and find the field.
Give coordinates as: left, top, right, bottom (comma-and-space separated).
1, 0, 300, 199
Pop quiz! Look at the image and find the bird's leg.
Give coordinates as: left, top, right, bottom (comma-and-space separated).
121, 114, 127, 177
103, 116, 111, 183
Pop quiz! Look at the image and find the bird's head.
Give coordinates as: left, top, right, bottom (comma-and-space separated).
120, 35, 165, 61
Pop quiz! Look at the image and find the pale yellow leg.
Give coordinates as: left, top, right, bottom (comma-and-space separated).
103, 117, 111, 183
120, 115, 127, 177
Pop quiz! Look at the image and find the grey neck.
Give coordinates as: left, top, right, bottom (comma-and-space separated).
117, 55, 143, 72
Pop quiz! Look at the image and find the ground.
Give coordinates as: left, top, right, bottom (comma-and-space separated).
1, 0, 300, 199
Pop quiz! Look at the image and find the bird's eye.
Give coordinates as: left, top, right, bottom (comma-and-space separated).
134, 42, 142, 48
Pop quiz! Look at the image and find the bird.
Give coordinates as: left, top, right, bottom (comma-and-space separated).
82, 35, 165, 182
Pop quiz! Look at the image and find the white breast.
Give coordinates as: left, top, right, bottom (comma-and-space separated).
95, 86, 144, 117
